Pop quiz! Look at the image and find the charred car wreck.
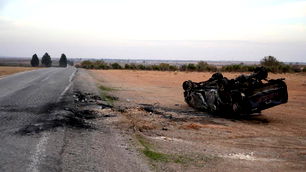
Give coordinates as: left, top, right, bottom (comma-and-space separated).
183, 67, 288, 115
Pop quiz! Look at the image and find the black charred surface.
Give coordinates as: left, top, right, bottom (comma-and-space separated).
17, 90, 111, 135
183, 67, 288, 115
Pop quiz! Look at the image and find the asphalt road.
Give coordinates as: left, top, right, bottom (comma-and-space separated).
0, 67, 149, 172
0, 67, 76, 172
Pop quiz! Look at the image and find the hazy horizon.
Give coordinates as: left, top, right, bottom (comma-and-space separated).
1, 0, 306, 62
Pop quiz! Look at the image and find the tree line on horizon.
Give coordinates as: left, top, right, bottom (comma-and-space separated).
31, 53, 68, 67
77, 56, 306, 73
77, 60, 218, 72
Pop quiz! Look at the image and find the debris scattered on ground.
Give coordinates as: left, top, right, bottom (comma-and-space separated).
17, 90, 114, 135
139, 104, 164, 115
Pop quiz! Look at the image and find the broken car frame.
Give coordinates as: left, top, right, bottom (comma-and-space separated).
183, 67, 288, 115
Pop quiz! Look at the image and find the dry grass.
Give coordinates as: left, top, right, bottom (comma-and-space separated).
0, 66, 39, 77
90, 70, 306, 171
121, 108, 160, 132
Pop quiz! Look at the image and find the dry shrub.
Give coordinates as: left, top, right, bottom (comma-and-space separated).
135, 121, 157, 131
118, 108, 159, 132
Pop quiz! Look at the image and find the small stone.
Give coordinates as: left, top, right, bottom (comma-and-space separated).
164, 115, 173, 119
162, 127, 168, 131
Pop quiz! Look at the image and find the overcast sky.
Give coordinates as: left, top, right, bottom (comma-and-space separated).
0, 0, 306, 62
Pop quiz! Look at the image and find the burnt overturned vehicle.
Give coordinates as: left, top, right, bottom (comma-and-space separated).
183, 67, 288, 115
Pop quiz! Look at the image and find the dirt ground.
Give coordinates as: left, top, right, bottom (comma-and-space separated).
89, 69, 306, 172
0, 66, 39, 77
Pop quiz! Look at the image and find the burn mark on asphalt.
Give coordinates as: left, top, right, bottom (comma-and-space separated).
17, 90, 112, 135
18, 110, 93, 135
65, 108, 98, 119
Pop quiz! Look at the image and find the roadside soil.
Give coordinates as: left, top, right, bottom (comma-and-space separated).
89, 69, 306, 172
59, 69, 151, 172
0, 66, 40, 77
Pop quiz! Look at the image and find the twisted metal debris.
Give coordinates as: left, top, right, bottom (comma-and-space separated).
183, 67, 288, 115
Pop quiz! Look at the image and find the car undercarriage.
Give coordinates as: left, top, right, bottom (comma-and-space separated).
183, 67, 288, 115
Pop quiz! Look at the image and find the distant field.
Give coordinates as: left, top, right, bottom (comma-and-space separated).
0, 57, 61, 67
0, 66, 39, 77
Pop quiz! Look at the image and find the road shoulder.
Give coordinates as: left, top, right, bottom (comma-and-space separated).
60, 69, 151, 172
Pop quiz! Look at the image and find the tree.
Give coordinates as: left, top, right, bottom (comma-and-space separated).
159, 63, 170, 71
80, 60, 94, 69
111, 63, 122, 69
98, 60, 110, 69
30, 54, 39, 67
41, 52, 52, 67
260, 56, 281, 67
260, 56, 288, 73
187, 63, 196, 71
180, 64, 187, 71
59, 53, 68, 67
196, 61, 209, 71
